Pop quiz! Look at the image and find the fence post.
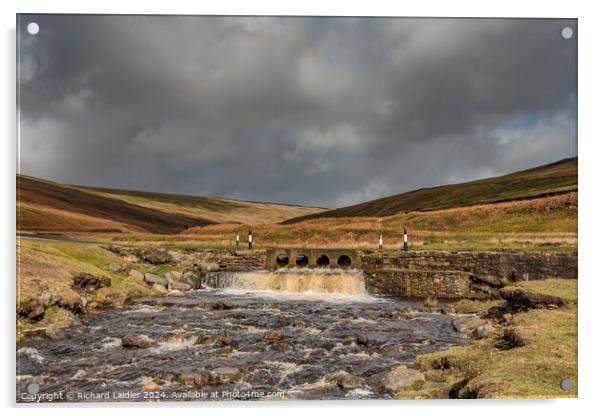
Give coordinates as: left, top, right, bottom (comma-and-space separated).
248, 230, 253, 250
379, 233, 383, 250
403, 227, 408, 251
236, 232, 240, 249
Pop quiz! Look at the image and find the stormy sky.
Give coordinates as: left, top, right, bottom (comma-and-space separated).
18, 16, 577, 207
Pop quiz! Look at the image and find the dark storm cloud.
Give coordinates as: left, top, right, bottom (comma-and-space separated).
18, 16, 577, 207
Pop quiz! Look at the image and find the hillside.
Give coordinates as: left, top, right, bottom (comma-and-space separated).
284, 158, 577, 223
16, 175, 327, 234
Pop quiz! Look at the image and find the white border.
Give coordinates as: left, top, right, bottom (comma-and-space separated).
2, 1, 602, 415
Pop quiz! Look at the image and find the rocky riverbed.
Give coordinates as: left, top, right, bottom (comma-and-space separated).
16, 285, 469, 402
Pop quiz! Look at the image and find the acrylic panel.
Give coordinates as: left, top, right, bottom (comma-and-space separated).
16, 15, 577, 402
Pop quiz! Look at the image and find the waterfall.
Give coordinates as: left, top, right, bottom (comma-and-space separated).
202, 268, 368, 296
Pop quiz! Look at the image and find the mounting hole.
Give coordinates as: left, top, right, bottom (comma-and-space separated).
560, 379, 573, 390
560, 26, 573, 40
27, 22, 40, 35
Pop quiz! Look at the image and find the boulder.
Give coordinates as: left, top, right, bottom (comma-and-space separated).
470, 274, 505, 289
325, 371, 363, 389
142, 381, 161, 392
28, 303, 45, 320
500, 288, 566, 309
144, 273, 167, 286
165, 271, 183, 282
45, 327, 67, 340
209, 367, 242, 384
179, 372, 209, 386
198, 262, 220, 272
210, 300, 232, 310
165, 271, 192, 291
108, 263, 125, 273
495, 329, 526, 350
424, 296, 438, 308
166, 289, 184, 297
263, 330, 284, 342
473, 323, 496, 339
181, 271, 203, 289
136, 248, 173, 265
452, 316, 487, 335
129, 269, 145, 282
368, 365, 425, 394
168, 281, 192, 291
121, 334, 154, 348
72, 273, 111, 292
151, 283, 168, 295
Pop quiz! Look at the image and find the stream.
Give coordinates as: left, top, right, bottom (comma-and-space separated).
17, 269, 469, 402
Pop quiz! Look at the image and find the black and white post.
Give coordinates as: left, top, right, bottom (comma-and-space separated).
248, 230, 253, 250
403, 227, 408, 251
235, 231, 240, 249
379, 233, 383, 250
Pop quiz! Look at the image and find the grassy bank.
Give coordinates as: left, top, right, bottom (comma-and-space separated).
398, 279, 578, 399
17, 239, 152, 340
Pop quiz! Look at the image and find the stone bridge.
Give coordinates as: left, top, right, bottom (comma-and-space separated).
265, 248, 361, 270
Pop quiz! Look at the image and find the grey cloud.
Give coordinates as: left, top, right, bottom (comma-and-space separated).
18, 15, 577, 207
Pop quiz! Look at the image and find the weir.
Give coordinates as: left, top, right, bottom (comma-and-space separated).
265, 248, 361, 270
202, 269, 368, 296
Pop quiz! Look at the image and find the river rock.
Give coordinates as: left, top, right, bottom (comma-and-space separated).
121, 334, 154, 348
167, 289, 184, 297
470, 274, 505, 288
325, 371, 363, 389
368, 365, 425, 394
129, 269, 145, 282
39, 292, 60, 307
151, 283, 168, 295
473, 323, 496, 339
144, 273, 167, 286
495, 329, 526, 350
179, 372, 209, 386
136, 248, 173, 265
209, 367, 242, 384
210, 300, 233, 310
500, 288, 566, 309
263, 330, 284, 342
45, 327, 67, 340
424, 296, 438, 307
181, 271, 202, 289
165, 271, 192, 291
72, 273, 111, 292
452, 316, 488, 334
165, 271, 182, 280
108, 263, 125, 273
502, 313, 513, 323
28, 303, 45, 320
198, 262, 220, 272
143, 381, 161, 392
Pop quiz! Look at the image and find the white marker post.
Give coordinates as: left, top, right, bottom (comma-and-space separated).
248, 230, 253, 250
379, 233, 383, 250
403, 227, 408, 251
236, 232, 240, 249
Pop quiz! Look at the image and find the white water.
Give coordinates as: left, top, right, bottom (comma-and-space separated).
203, 268, 374, 302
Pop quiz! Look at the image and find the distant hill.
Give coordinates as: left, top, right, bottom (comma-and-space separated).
17, 175, 327, 234
283, 157, 577, 224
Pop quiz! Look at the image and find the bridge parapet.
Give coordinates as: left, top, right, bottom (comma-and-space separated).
265, 248, 361, 270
